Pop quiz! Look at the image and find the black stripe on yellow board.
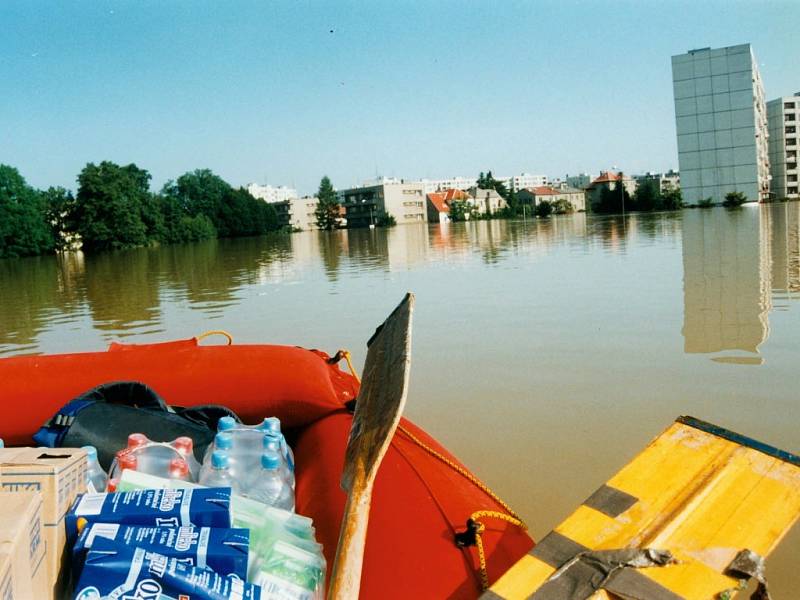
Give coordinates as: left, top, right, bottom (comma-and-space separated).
582, 484, 638, 518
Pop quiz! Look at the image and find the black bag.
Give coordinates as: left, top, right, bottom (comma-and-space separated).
33, 381, 240, 470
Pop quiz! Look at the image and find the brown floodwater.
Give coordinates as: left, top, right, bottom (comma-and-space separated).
1, 204, 799, 593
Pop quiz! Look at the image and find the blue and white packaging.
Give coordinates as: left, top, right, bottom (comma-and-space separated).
73, 543, 261, 600
66, 488, 232, 542
72, 524, 249, 579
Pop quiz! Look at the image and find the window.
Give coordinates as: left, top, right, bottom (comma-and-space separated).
789, 138, 798, 146
787, 126, 797, 135
789, 187, 798, 195
785, 102, 796, 110
788, 175, 797, 182
787, 113, 797, 121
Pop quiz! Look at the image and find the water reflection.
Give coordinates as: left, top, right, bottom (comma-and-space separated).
680, 205, 800, 363
1, 205, 800, 357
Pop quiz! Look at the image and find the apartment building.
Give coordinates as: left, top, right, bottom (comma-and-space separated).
504, 173, 547, 192
565, 173, 592, 189
518, 186, 586, 212
341, 180, 427, 227
671, 43, 770, 204
420, 176, 478, 194
246, 183, 298, 203
767, 94, 800, 199
633, 170, 681, 193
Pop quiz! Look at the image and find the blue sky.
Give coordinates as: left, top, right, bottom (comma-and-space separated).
1, 1, 798, 195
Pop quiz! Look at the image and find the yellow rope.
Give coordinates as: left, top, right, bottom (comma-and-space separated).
397, 424, 527, 591
397, 424, 526, 526
341, 350, 359, 383
195, 330, 233, 345
341, 349, 527, 591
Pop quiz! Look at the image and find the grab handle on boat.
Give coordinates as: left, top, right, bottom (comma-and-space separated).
195, 330, 234, 345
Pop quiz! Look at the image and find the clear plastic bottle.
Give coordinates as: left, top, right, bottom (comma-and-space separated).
82, 445, 108, 493
263, 418, 295, 474
199, 451, 239, 493
249, 452, 294, 511
262, 436, 294, 489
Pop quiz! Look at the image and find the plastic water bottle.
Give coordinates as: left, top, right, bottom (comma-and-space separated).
82, 446, 108, 493
263, 436, 294, 489
263, 418, 295, 474
199, 451, 239, 493
203, 432, 234, 462
249, 453, 294, 511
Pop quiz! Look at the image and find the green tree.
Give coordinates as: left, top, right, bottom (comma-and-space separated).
504, 187, 521, 216
448, 200, 472, 222
0, 165, 55, 257
535, 200, 553, 218
156, 194, 216, 243
72, 161, 156, 252
661, 187, 683, 210
40, 186, 76, 251
477, 170, 509, 199
162, 170, 278, 238
633, 180, 660, 212
723, 191, 747, 207
551, 199, 574, 214
592, 182, 632, 214
314, 176, 340, 231
376, 212, 396, 227
162, 169, 232, 235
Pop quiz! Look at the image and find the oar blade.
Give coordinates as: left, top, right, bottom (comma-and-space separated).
341, 292, 414, 492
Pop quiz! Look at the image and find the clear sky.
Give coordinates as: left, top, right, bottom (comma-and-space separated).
2, 1, 798, 195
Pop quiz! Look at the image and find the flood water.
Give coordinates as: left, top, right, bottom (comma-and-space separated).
2, 204, 799, 593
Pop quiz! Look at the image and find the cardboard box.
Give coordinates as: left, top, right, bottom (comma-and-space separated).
0, 448, 86, 599
0, 492, 48, 599
0, 550, 13, 599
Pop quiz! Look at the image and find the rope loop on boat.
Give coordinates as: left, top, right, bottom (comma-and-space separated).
195, 330, 234, 345
396, 423, 528, 591
341, 350, 526, 591
330, 349, 360, 382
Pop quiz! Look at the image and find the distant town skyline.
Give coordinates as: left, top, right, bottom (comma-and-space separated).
2, 1, 798, 196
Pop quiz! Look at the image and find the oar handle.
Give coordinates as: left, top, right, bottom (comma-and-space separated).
329, 482, 373, 599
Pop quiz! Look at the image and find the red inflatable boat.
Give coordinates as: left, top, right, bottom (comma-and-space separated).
0, 333, 533, 599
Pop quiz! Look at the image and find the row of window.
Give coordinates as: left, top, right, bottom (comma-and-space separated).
402, 201, 423, 207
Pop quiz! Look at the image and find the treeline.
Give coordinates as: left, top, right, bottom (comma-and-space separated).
591, 179, 682, 214
0, 162, 280, 259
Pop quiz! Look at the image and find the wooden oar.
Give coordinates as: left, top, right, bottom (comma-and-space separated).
328, 292, 415, 600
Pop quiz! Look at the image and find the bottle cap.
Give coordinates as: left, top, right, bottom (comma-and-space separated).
169, 458, 189, 478
218, 416, 236, 431
118, 452, 138, 471
215, 432, 233, 450
107, 478, 118, 492
262, 436, 281, 452
211, 451, 229, 470
173, 437, 193, 455
127, 433, 148, 449
81, 446, 98, 459
261, 452, 280, 470
262, 417, 281, 433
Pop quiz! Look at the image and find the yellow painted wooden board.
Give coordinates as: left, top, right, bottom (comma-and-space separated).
484, 416, 800, 600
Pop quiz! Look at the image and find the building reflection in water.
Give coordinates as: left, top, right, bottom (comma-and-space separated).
681, 204, 800, 364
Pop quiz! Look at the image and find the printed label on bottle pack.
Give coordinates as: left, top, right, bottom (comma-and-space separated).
66, 488, 232, 542
74, 544, 261, 600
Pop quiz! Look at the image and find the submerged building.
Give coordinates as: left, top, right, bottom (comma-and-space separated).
671, 44, 770, 204
767, 94, 800, 200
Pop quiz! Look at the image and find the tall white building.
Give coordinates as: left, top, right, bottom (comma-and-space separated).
767, 94, 800, 199
503, 173, 547, 192
419, 177, 478, 194
246, 183, 298, 203
671, 43, 770, 204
